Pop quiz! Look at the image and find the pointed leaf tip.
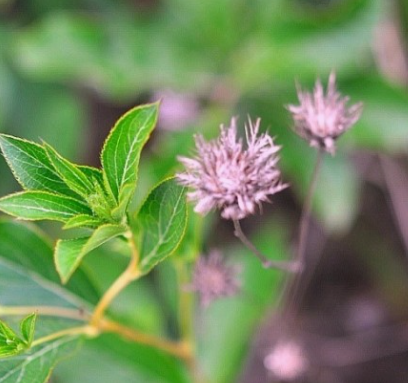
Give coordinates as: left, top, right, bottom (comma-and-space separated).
101, 103, 159, 210
20, 313, 37, 346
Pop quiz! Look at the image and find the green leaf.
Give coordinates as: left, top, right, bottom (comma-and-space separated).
0, 322, 24, 358
0, 345, 22, 359
43, 142, 94, 198
79, 166, 104, 188
0, 220, 99, 305
133, 179, 187, 275
111, 182, 134, 221
85, 179, 115, 222
101, 103, 159, 207
55, 224, 127, 283
0, 221, 95, 381
0, 191, 91, 222
0, 314, 37, 358
0, 330, 81, 382
0, 320, 18, 344
0, 134, 78, 197
0, 319, 23, 358
0, 229, 95, 311
54, 334, 189, 383
20, 313, 37, 346
63, 214, 103, 230
172, 205, 204, 262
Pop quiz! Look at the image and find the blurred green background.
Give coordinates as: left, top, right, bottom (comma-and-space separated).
2, 0, 408, 382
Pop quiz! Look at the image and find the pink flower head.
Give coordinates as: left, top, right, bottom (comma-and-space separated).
177, 117, 287, 220
191, 250, 240, 307
288, 72, 363, 155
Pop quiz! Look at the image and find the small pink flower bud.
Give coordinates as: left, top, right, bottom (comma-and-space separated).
288, 72, 363, 155
190, 250, 240, 307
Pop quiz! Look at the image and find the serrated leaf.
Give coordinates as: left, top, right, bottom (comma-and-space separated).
79, 166, 104, 188
63, 214, 102, 230
0, 319, 25, 358
20, 313, 37, 346
55, 224, 127, 283
101, 103, 159, 207
0, 313, 37, 358
0, 134, 78, 197
133, 179, 187, 275
43, 142, 94, 198
0, 320, 19, 345
0, 346, 22, 358
0, 191, 91, 222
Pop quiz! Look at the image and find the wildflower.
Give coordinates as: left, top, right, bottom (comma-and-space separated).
177, 117, 286, 220
288, 72, 363, 155
191, 250, 240, 307
264, 340, 308, 381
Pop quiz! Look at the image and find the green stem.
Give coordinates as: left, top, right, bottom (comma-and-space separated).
100, 319, 193, 362
31, 326, 96, 348
0, 305, 88, 321
2, 304, 194, 362
90, 230, 140, 326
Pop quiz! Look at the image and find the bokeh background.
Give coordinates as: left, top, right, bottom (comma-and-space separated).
2, 0, 408, 382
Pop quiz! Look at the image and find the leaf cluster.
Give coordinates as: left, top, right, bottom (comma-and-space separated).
0, 102, 187, 282
0, 314, 36, 358
0, 102, 190, 381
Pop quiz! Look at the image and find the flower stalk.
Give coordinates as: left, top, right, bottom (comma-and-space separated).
233, 220, 300, 272
295, 149, 324, 266
282, 150, 324, 319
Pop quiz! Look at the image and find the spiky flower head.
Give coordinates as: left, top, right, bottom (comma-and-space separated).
288, 72, 363, 155
191, 250, 240, 307
177, 117, 287, 220
264, 340, 308, 381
